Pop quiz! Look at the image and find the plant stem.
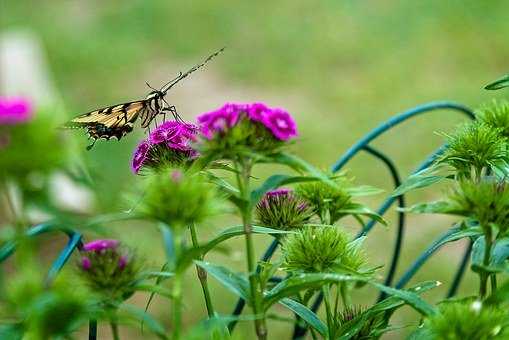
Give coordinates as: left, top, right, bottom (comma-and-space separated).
236, 159, 267, 340
172, 231, 183, 340
479, 227, 493, 298
110, 311, 120, 340
490, 274, 497, 293
189, 224, 215, 317
340, 282, 351, 308
322, 284, 333, 339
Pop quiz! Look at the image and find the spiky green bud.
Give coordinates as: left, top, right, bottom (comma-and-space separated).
281, 227, 366, 273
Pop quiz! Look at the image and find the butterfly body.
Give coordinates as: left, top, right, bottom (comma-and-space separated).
64, 47, 225, 150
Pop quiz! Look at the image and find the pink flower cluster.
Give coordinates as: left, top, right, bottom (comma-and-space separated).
81, 239, 127, 271
197, 102, 298, 141
131, 121, 198, 174
0, 97, 33, 125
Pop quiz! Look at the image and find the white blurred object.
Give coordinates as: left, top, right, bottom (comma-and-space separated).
0, 30, 60, 107
50, 173, 93, 213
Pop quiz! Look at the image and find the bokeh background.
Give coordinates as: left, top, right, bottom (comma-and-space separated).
2, 1, 509, 338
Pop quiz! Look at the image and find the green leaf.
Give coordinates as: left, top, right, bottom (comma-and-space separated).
432, 225, 482, 250
346, 185, 384, 197
403, 201, 463, 215
490, 237, 509, 266
250, 174, 320, 207
131, 284, 173, 299
261, 152, 336, 187
199, 225, 290, 257
159, 224, 176, 271
485, 279, 509, 305
485, 74, 509, 90
392, 173, 444, 197
340, 203, 387, 225
195, 261, 251, 302
119, 304, 168, 339
264, 273, 436, 316
278, 298, 327, 336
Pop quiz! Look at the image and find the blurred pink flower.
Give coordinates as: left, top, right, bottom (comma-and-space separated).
83, 239, 119, 252
0, 97, 33, 125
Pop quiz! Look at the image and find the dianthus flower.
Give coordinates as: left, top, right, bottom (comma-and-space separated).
131, 120, 199, 174
0, 97, 33, 125
82, 239, 119, 252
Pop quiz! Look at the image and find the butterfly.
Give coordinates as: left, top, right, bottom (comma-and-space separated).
64, 47, 225, 150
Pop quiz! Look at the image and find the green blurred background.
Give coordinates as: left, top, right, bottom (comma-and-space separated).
2, 1, 509, 338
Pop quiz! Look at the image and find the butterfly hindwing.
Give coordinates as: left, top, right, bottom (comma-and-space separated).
64, 100, 153, 147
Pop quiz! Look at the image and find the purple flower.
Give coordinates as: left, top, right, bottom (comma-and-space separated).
247, 102, 270, 123
81, 256, 92, 270
0, 97, 33, 125
132, 140, 152, 174
266, 188, 293, 197
83, 239, 119, 252
118, 255, 128, 270
261, 108, 298, 141
149, 121, 197, 151
197, 103, 244, 139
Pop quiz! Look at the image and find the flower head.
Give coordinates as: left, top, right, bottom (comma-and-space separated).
138, 167, 220, 229
417, 300, 509, 339
256, 188, 311, 231
131, 120, 199, 174
282, 227, 366, 273
82, 239, 119, 252
196, 102, 298, 158
0, 97, 33, 125
132, 140, 151, 174
438, 121, 508, 178
261, 108, 297, 141
78, 239, 140, 301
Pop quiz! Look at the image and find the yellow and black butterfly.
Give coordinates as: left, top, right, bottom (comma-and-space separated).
64, 47, 224, 150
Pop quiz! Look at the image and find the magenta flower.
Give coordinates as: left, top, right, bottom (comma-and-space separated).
0, 97, 33, 125
83, 239, 119, 252
261, 108, 298, 141
81, 257, 92, 270
118, 255, 128, 270
132, 140, 151, 174
247, 102, 270, 123
149, 121, 197, 151
266, 188, 293, 197
197, 103, 244, 139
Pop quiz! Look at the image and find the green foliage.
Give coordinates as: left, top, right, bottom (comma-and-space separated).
3, 271, 92, 339
437, 122, 508, 179
477, 100, 509, 138
415, 300, 509, 340
138, 168, 221, 228
281, 226, 366, 273
448, 179, 509, 235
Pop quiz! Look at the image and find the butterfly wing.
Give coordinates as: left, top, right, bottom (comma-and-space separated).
65, 100, 151, 145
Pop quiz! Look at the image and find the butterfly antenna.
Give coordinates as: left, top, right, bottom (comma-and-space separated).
160, 47, 226, 94
145, 82, 158, 91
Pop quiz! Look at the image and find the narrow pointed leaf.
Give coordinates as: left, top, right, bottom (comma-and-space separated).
279, 298, 327, 336
195, 260, 251, 302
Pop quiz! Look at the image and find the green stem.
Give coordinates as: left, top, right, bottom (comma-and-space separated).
322, 285, 333, 339
479, 227, 493, 298
110, 311, 120, 340
490, 274, 497, 293
340, 282, 351, 308
189, 224, 215, 317
236, 160, 267, 340
172, 231, 183, 340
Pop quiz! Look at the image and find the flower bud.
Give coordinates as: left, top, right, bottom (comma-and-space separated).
77, 239, 140, 302
256, 188, 311, 231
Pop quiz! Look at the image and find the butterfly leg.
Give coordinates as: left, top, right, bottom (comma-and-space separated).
86, 138, 97, 151
169, 105, 184, 122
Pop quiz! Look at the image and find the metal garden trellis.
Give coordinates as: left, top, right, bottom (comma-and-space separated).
0, 101, 475, 340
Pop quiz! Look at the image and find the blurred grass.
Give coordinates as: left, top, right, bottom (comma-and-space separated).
2, 0, 509, 338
